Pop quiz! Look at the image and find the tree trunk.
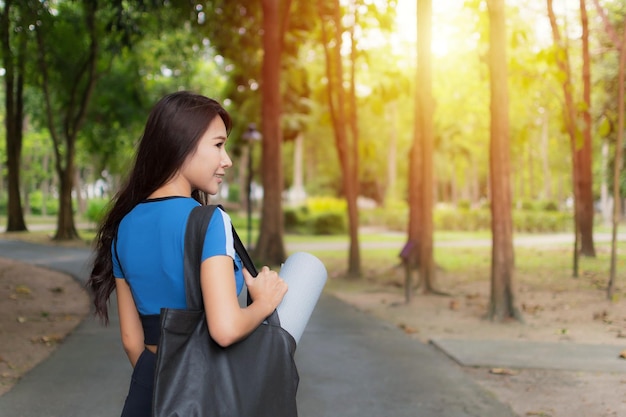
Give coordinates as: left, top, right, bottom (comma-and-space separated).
1, 0, 27, 232
318, 0, 361, 277
486, 0, 521, 322
386, 101, 398, 203
33, 0, 99, 241
346, 0, 361, 277
55, 164, 79, 240
42, 153, 50, 217
290, 133, 305, 204
541, 111, 552, 200
74, 168, 86, 215
600, 140, 611, 226
406, 12, 424, 299
256, 0, 287, 264
546, 0, 596, 264
547, 0, 580, 276
416, 0, 436, 293
606, 14, 626, 299
578, 0, 596, 256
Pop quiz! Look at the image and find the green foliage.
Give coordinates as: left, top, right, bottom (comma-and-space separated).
358, 205, 572, 233
0, 196, 7, 216
457, 199, 471, 210
310, 212, 347, 235
228, 184, 240, 203
85, 199, 110, 225
283, 206, 309, 234
28, 191, 58, 216
283, 197, 347, 235
512, 210, 572, 233
541, 200, 560, 212
517, 200, 561, 212
360, 200, 408, 232
306, 196, 347, 213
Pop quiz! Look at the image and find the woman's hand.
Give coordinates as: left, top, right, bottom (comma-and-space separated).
243, 266, 288, 316
201, 257, 288, 347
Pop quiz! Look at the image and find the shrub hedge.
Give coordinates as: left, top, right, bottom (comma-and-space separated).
286, 197, 573, 235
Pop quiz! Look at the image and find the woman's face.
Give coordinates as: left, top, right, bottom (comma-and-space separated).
180, 116, 232, 196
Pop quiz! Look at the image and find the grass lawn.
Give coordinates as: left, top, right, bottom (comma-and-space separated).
1, 214, 624, 300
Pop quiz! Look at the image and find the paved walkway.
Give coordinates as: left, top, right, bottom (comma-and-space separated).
0, 238, 523, 417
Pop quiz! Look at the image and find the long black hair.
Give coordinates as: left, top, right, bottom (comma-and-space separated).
87, 91, 232, 323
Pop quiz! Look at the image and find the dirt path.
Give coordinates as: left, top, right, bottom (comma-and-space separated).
0, 258, 89, 396
333, 278, 626, 417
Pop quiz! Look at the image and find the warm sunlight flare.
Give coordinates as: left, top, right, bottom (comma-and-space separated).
393, 0, 464, 57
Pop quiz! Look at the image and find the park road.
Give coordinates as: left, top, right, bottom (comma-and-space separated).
0, 238, 516, 417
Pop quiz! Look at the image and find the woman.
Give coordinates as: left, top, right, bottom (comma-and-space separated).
87, 91, 287, 417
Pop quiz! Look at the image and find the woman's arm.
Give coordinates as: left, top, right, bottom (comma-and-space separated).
115, 278, 145, 366
201, 256, 287, 347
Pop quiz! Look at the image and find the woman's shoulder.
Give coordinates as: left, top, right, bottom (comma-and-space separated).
131, 196, 197, 213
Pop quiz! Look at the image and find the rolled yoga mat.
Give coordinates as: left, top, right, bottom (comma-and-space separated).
276, 252, 328, 344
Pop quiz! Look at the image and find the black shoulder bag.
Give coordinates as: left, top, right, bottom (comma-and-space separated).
152, 205, 299, 417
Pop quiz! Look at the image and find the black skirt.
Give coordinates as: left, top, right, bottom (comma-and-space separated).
120, 348, 157, 417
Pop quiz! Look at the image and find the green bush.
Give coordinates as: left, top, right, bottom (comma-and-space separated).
306, 196, 347, 213
360, 206, 408, 231
0, 196, 6, 215
456, 199, 471, 210
86, 198, 109, 224
310, 212, 346, 235
283, 206, 309, 233
432, 207, 571, 233
282, 197, 348, 235
284, 196, 571, 234
512, 210, 571, 233
434, 207, 491, 231
29, 191, 59, 215
228, 184, 240, 203
541, 200, 559, 212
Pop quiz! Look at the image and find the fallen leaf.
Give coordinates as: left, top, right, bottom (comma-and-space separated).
522, 303, 543, 314
15, 285, 31, 295
489, 367, 517, 376
449, 300, 460, 311
397, 323, 418, 334
619, 350, 626, 359
31, 334, 63, 346
16, 316, 26, 323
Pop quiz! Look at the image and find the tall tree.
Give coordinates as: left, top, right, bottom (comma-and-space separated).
199, 1, 313, 265
546, 0, 596, 262
486, 0, 520, 321
407, 0, 437, 296
0, 0, 30, 232
591, 0, 626, 299
255, 0, 292, 264
31, 0, 100, 239
578, 0, 596, 258
318, 0, 361, 276
416, 0, 436, 294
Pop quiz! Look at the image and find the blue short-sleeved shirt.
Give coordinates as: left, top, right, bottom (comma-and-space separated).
112, 196, 244, 316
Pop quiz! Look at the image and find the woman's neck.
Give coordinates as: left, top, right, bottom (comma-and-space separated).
148, 179, 191, 199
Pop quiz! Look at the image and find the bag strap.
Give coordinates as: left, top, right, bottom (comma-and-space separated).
183, 205, 217, 310
184, 205, 280, 326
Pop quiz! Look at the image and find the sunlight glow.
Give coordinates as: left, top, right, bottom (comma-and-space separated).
394, 0, 465, 57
